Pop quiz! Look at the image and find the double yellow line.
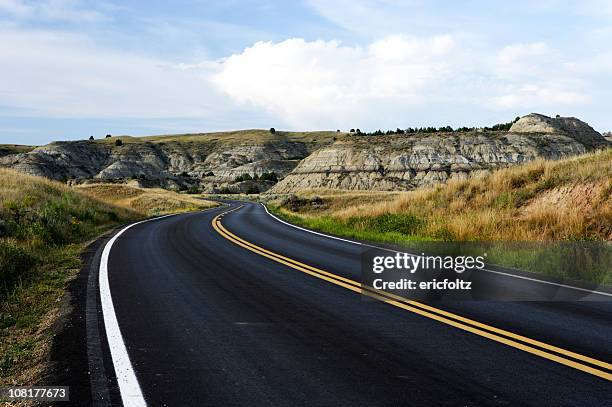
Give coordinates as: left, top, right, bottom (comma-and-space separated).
212, 209, 612, 381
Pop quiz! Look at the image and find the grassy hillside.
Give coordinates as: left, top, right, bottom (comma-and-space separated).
0, 171, 216, 386
76, 183, 217, 216
270, 149, 612, 283
0, 144, 35, 157
95, 129, 342, 147
0, 169, 141, 385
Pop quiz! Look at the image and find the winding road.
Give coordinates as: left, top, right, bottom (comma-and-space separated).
85, 201, 611, 406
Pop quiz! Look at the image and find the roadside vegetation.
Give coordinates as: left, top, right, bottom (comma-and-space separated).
75, 183, 217, 216
0, 169, 141, 385
0, 171, 216, 386
269, 149, 612, 284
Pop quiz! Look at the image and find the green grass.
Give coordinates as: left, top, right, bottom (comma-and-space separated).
268, 205, 428, 245
269, 205, 611, 286
0, 168, 141, 385
278, 151, 612, 286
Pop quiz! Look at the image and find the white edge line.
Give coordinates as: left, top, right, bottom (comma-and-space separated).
261, 203, 366, 246
99, 214, 177, 407
260, 203, 612, 298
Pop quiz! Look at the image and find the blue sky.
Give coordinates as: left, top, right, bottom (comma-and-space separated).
1, 0, 611, 145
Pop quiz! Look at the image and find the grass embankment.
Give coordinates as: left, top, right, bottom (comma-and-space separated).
0, 172, 217, 386
269, 149, 612, 284
75, 183, 217, 216
0, 169, 140, 385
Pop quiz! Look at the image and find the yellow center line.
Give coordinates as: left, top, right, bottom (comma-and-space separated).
212, 211, 612, 381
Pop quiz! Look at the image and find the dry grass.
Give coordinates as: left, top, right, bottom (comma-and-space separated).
0, 169, 138, 224
0, 145, 35, 156
95, 129, 342, 146
271, 150, 612, 284
75, 184, 217, 216
289, 189, 401, 211
0, 169, 143, 387
0, 171, 216, 387
277, 149, 612, 241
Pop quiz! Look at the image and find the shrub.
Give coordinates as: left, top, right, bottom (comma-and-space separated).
115, 139, 123, 147
282, 195, 309, 211
260, 172, 278, 182
0, 240, 36, 291
205, 171, 214, 176
269, 127, 276, 134
235, 174, 253, 182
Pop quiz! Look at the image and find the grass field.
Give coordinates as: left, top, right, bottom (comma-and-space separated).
76, 183, 217, 216
0, 144, 36, 157
269, 149, 612, 284
0, 171, 216, 386
94, 129, 342, 146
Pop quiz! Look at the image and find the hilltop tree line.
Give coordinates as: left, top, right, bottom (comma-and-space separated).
346, 117, 521, 136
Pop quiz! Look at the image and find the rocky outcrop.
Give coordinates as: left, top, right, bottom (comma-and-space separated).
270, 114, 608, 193
0, 131, 337, 192
1, 115, 607, 194
509, 114, 607, 148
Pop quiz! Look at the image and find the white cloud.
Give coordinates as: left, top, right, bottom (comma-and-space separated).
0, 0, 108, 22
304, 0, 428, 37
0, 24, 602, 132
211, 36, 592, 128
0, 0, 30, 16
492, 84, 590, 109
211, 35, 467, 128
497, 42, 551, 65
494, 42, 563, 81
0, 26, 234, 118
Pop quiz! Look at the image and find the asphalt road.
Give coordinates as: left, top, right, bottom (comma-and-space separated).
90, 201, 611, 406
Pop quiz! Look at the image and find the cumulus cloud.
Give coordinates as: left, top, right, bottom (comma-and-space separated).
212, 35, 470, 127
211, 36, 591, 128
0, 24, 600, 132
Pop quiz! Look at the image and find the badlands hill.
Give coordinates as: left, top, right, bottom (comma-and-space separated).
0, 114, 608, 193
0, 130, 340, 193
270, 114, 608, 192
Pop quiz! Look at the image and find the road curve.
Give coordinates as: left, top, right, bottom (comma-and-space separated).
95, 201, 611, 406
